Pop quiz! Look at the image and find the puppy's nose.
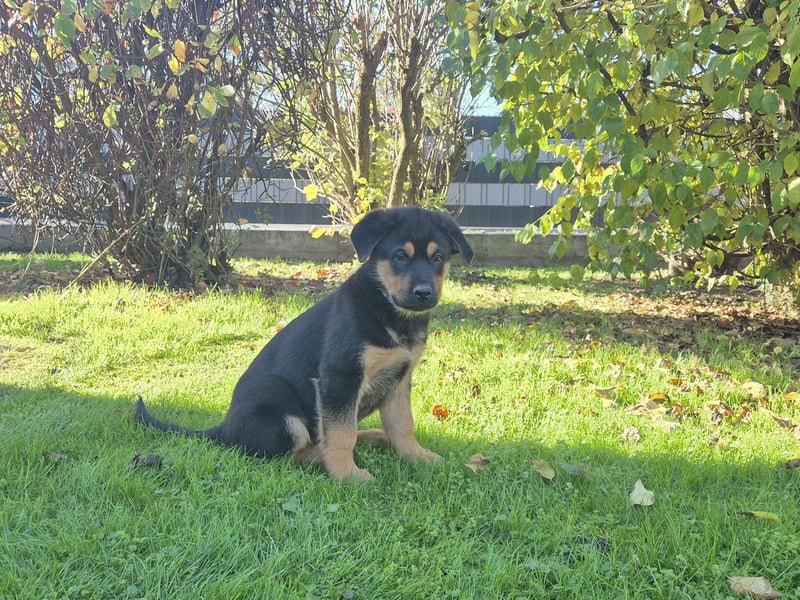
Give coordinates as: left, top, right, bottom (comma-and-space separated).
413, 284, 433, 300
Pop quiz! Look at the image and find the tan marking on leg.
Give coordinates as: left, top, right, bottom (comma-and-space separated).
380, 376, 441, 463
285, 415, 311, 451
288, 416, 322, 465
322, 421, 374, 482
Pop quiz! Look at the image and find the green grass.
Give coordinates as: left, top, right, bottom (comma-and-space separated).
2, 252, 800, 599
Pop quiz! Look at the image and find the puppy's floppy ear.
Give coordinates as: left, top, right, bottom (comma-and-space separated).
435, 213, 474, 265
351, 209, 397, 262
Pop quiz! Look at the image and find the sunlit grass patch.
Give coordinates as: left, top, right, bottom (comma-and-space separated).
1, 253, 800, 598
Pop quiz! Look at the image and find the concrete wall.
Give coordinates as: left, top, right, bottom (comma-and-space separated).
0, 219, 588, 267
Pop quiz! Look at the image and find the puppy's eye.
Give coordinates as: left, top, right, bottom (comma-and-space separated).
431, 253, 443, 264
393, 250, 409, 263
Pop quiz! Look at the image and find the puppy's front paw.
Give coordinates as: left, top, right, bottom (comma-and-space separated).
352, 467, 376, 483
396, 443, 442, 463
417, 448, 442, 463
325, 460, 376, 483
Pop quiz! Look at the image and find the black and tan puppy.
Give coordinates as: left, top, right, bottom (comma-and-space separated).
135, 207, 473, 481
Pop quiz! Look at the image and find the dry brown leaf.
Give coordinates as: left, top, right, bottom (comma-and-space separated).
627, 400, 667, 415
444, 367, 466, 381
43, 450, 70, 463
762, 408, 793, 429
132, 453, 162, 469
742, 381, 768, 400
784, 458, 800, 469
629, 479, 656, 506
784, 391, 800, 402
666, 402, 684, 416
431, 405, 450, 420
650, 414, 681, 434
729, 576, 783, 599
560, 463, 592, 480
531, 458, 555, 480
465, 453, 490, 473
593, 386, 617, 399
620, 425, 641, 443
648, 390, 668, 403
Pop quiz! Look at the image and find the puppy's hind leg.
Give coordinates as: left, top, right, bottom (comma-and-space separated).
222, 376, 310, 458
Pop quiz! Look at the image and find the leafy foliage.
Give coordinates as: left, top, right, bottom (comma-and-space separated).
447, 0, 800, 288
277, 0, 474, 225
0, 0, 333, 285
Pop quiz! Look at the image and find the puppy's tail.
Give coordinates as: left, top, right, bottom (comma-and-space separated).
134, 396, 221, 440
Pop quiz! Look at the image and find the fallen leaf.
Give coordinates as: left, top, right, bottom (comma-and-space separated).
629, 479, 656, 506
648, 390, 668, 403
531, 458, 555, 480
666, 402, 684, 416
560, 463, 592, 480
736, 511, 780, 521
43, 450, 70, 463
735, 405, 752, 423
465, 453, 490, 473
620, 425, 641, 443
729, 576, 783, 599
627, 400, 667, 415
431, 404, 450, 420
785, 458, 800, 469
132, 453, 162, 469
742, 381, 768, 400
593, 386, 617, 399
763, 408, 793, 429
444, 367, 466, 381
650, 414, 681, 434
574, 536, 612, 552
784, 391, 800, 402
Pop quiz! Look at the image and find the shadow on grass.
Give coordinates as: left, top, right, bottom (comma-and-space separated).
3, 380, 800, 597
2, 381, 796, 488
435, 297, 800, 374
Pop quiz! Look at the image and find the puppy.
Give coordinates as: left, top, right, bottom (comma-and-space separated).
135, 207, 473, 481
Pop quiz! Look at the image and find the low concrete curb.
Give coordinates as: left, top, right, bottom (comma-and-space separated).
0, 219, 588, 267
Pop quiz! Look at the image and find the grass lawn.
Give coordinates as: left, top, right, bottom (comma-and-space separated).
1, 251, 800, 599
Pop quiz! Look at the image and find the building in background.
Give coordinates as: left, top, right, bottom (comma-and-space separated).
229, 116, 565, 228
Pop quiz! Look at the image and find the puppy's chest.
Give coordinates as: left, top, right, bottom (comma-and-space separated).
356, 336, 425, 418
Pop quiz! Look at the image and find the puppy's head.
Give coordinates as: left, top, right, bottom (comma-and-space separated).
351, 207, 473, 316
